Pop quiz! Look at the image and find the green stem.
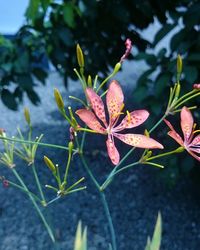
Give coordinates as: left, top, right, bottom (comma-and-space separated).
100, 192, 117, 250
173, 89, 196, 105
63, 150, 72, 184
69, 96, 87, 108
100, 147, 136, 190
8, 180, 42, 203
81, 131, 87, 151
67, 177, 85, 192
173, 92, 200, 109
96, 72, 116, 93
0, 136, 70, 151
149, 113, 168, 133
77, 128, 102, 134
146, 147, 184, 161
66, 186, 87, 194
12, 168, 55, 243
80, 153, 100, 190
32, 164, 46, 203
111, 162, 139, 177
78, 134, 116, 250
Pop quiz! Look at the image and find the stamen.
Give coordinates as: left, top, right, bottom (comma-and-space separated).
126, 110, 131, 125
193, 129, 200, 134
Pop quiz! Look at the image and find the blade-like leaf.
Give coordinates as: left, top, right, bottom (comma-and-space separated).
150, 212, 162, 250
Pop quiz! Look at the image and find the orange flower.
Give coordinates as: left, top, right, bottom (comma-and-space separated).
76, 80, 163, 165
165, 106, 200, 162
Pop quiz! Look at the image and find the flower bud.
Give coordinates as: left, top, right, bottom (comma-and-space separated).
76, 44, 84, 68
113, 63, 121, 74
54, 88, 64, 110
68, 141, 74, 154
144, 129, 150, 137
44, 156, 56, 173
24, 107, 31, 126
177, 55, 182, 74
87, 75, 92, 88
193, 83, 200, 89
175, 83, 181, 98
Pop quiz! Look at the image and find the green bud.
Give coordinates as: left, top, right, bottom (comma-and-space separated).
113, 62, 121, 74
68, 107, 78, 127
44, 156, 56, 173
68, 141, 74, 154
76, 44, 84, 68
54, 88, 64, 110
87, 75, 92, 88
177, 54, 182, 74
144, 129, 150, 137
24, 107, 31, 125
175, 83, 181, 98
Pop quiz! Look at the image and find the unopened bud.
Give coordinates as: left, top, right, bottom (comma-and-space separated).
113, 63, 121, 74
3, 179, 9, 188
87, 75, 92, 88
54, 88, 64, 110
175, 83, 181, 98
144, 129, 150, 137
24, 107, 31, 126
193, 83, 200, 89
177, 55, 182, 74
76, 44, 84, 68
44, 156, 56, 173
68, 141, 74, 154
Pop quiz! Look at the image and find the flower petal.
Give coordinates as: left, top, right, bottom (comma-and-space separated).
168, 131, 184, 146
181, 106, 194, 142
106, 136, 120, 165
114, 133, 164, 149
86, 88, 107, 127
187, 150, 200, 162
76, 109, 106, 134
106, 80, 124, 125
191, 134, 200, 146
164, 119, 184, 146
114, 110, 149, 131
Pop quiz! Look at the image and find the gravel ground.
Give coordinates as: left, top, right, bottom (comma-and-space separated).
0, 70, 200, 250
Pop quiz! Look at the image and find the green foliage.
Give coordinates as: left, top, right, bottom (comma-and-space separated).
0, 0, 199, 110
0, 29, 47, 109
74, 221, 87, 250
145, 213, 162, 250
135, 0, 200, 117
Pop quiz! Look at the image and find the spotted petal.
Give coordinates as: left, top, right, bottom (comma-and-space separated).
76, 109, 106, 134
187, 150, 200, 162
164, 119, 184, 146
181, 106, 194, 142
191, 134, 200, 146
106, 136, 120, 165
114, 133, 164, 149
106, 80, 124, 125
114, 110, 149, 131
86, 88, 107, 127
